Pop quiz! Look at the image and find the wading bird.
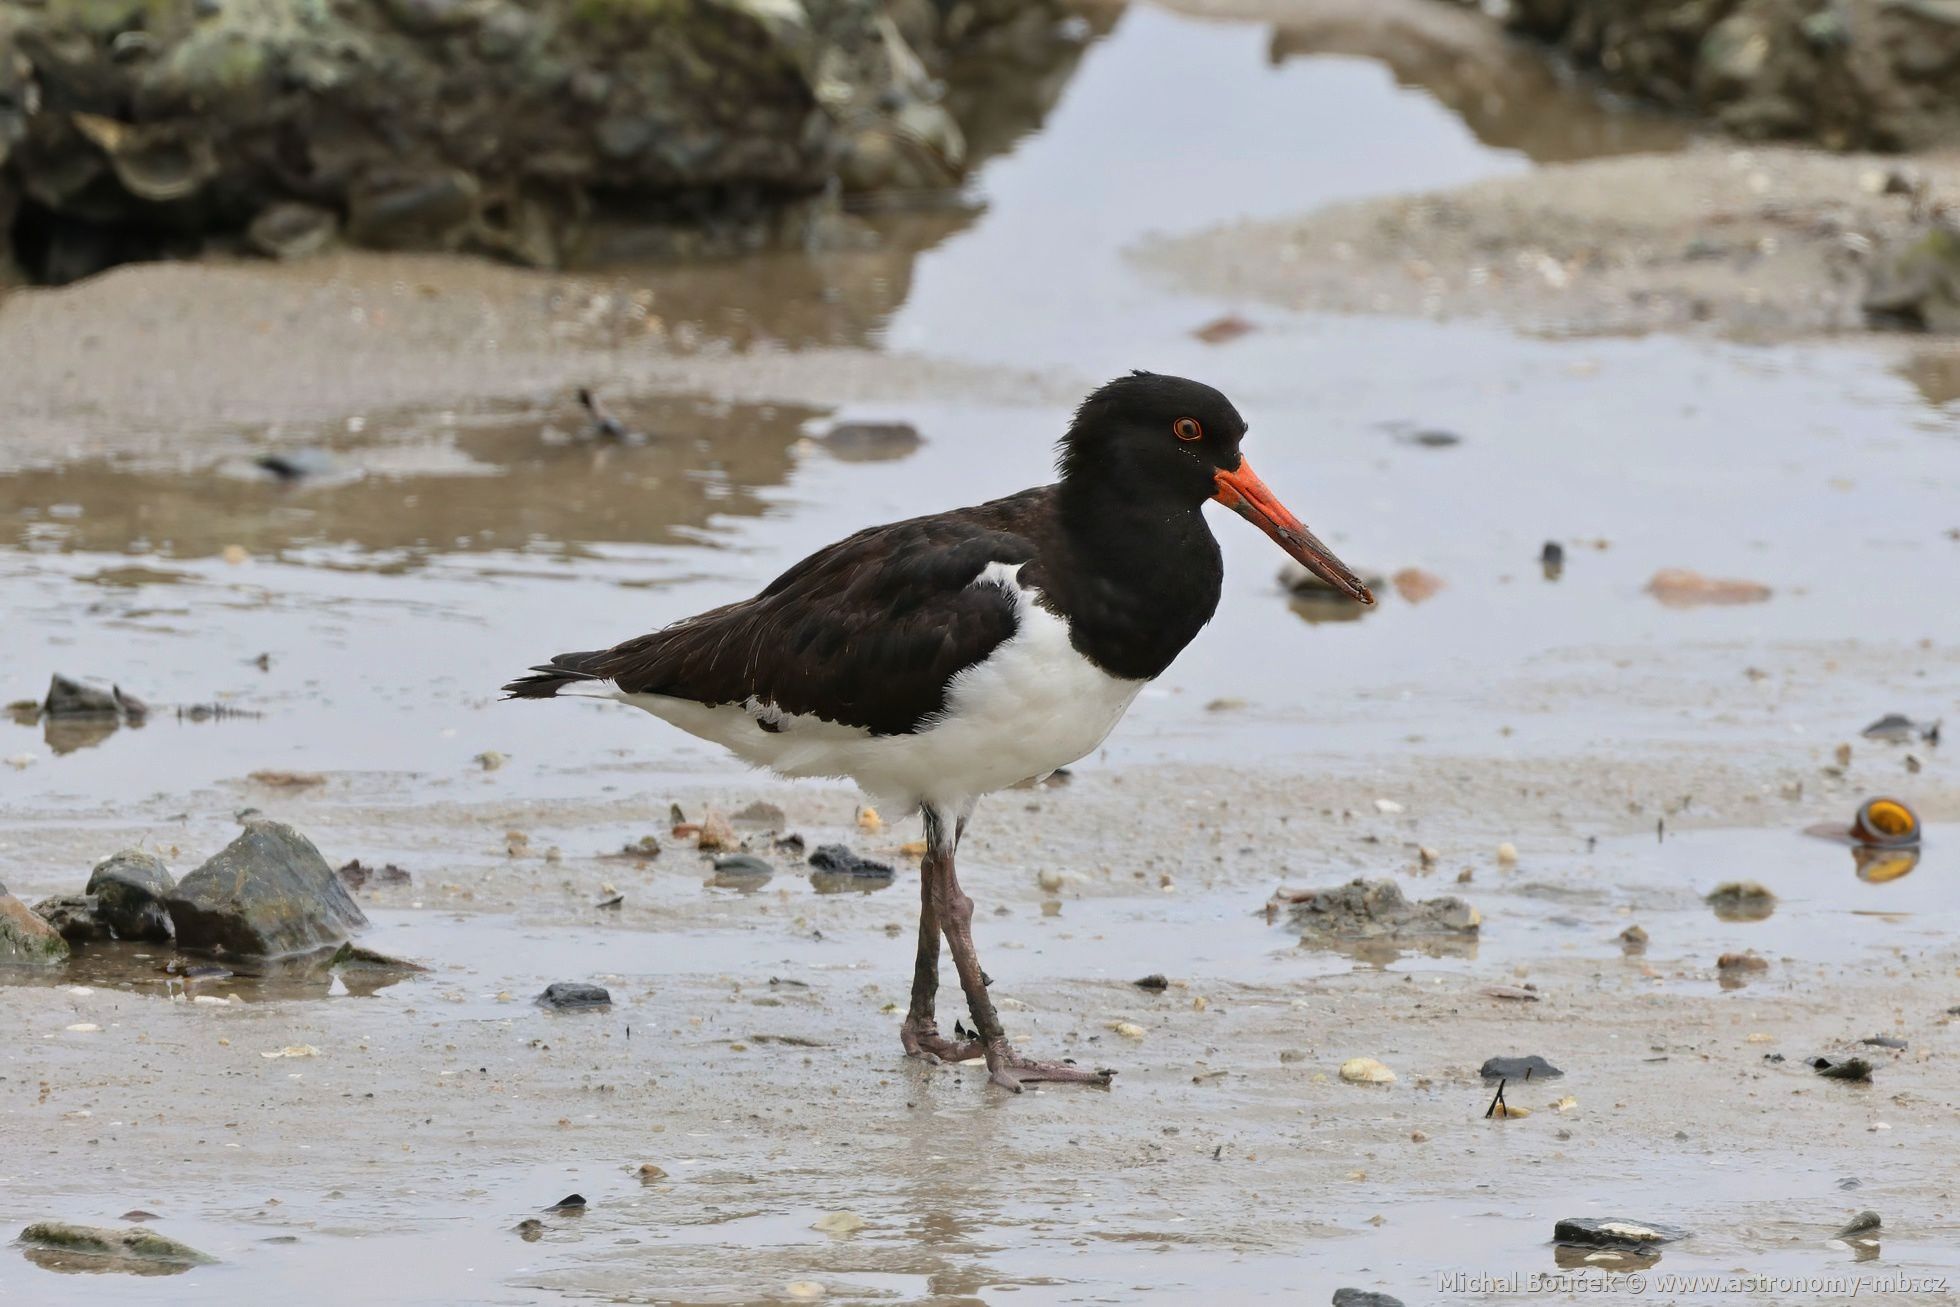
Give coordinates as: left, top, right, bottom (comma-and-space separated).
504, 373, 1373, 1090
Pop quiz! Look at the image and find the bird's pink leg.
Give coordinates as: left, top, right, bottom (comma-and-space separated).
923, 808, 1114, 1092
899, 862, 979, 1064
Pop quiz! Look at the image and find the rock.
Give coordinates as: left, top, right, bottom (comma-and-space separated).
1495, 842, 1519, 867
1646, 568, 1772, 607
1860, 1035, 1907, 1050
1276, 878, 1480, 941
1540, 540, 1565, 579
1472, 0, 1960, 150
33, 894, 110, 944
817, 422, 923, 462
42, 674, 122, 717
166, 822, 368, 960
1717, 950, 1768, 972
1618, 924, 1649, 951
0, 893, 70, 966
710, 853, 774, 890
1814, 1057, 1874, 1082
637, 1163, 667, 1183
1866, 221, 1960, 332
807, 845, 896, 893
1479, 1055, 1563, 1082
1133, 973, 1169, 991
812, 1210, 866, 1234
0, 0, 1088, 285
17, 1221, 215, 1269
514, 1218, 545, 1241
1332, 1292, 1405, 1307
538, 981, 611, 1010
1553, 1217, 1686, 1250
1835, 1210, 1882, 1238
1339, 1057, 1396, 1084
87, 850, 176, 942
1861, 713, 1940, 744
544, 1193, 586, 1213
1706, 881, 1776, 921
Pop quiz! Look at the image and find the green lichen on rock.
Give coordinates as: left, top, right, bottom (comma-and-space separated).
0, 0, 1084, 281
0, 893, 70, 966
18, 1221, 216, 1266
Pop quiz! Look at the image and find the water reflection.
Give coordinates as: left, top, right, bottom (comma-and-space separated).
0, 397, 828, 564
0, 938, 418, 1001
1262, 3, 1687, 164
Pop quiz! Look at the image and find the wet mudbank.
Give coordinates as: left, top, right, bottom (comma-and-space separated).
0, 0, 1094, 285
1444, 0, 1960, 151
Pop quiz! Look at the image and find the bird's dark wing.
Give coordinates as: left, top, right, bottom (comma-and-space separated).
503, 488, 1059, 736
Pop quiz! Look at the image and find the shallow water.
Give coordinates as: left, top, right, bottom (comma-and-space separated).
3, 2, 1958, 1303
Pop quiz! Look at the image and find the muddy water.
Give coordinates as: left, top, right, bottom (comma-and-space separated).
4, 2, 1960, 1304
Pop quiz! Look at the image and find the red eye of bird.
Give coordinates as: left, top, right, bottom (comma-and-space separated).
1173, 417, 1203, 441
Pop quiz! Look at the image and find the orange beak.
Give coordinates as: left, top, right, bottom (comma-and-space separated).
1213, 459, 1374, 604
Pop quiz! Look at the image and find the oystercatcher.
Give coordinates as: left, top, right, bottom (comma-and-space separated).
504, 372, 1373, 1090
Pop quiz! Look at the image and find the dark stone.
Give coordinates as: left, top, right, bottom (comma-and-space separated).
166, 822, 367, 960
0, 892, 71, 965
0, 0, 1094, 284
1399, 428, 1461, 448
807, 844, 896, 893
1133, 974, 1169, 991
710, 853, 774, 889
1479, 1055, 1563, 1082
87, 850, 176, 942
538, 981, 611, 1010
1835, 1210, 1881, 1239
1814, 1057, 1874, 1082
1332, 1292, 1405, 1307
33, 894, 111, 943
545, 1193, 586, 1212
1540, 540, 1564, 579
43, 674, 120, 717
1553, 1217, 1687, 1249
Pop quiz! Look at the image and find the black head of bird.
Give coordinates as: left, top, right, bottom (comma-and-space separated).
1058, 371, 1374, 604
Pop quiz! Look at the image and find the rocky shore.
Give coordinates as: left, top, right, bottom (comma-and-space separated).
1447, 0, 1960, 151
0, 0, 1086, 283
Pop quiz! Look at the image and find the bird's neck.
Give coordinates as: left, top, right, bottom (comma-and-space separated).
1050, 480, 1223, 681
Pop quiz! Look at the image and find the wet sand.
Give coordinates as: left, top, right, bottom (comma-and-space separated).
4, 2, 1959, 1302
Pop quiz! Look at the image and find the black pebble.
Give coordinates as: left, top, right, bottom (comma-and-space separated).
537, 982, 612, 1010
1479, 1055, 1563, 1082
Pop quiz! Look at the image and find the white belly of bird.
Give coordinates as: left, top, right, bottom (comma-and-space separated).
616, 563, 1146, 813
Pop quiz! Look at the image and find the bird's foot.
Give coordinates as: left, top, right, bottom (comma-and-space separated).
899, 1016, 982, 1066
984, 1039, 1116, 1093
